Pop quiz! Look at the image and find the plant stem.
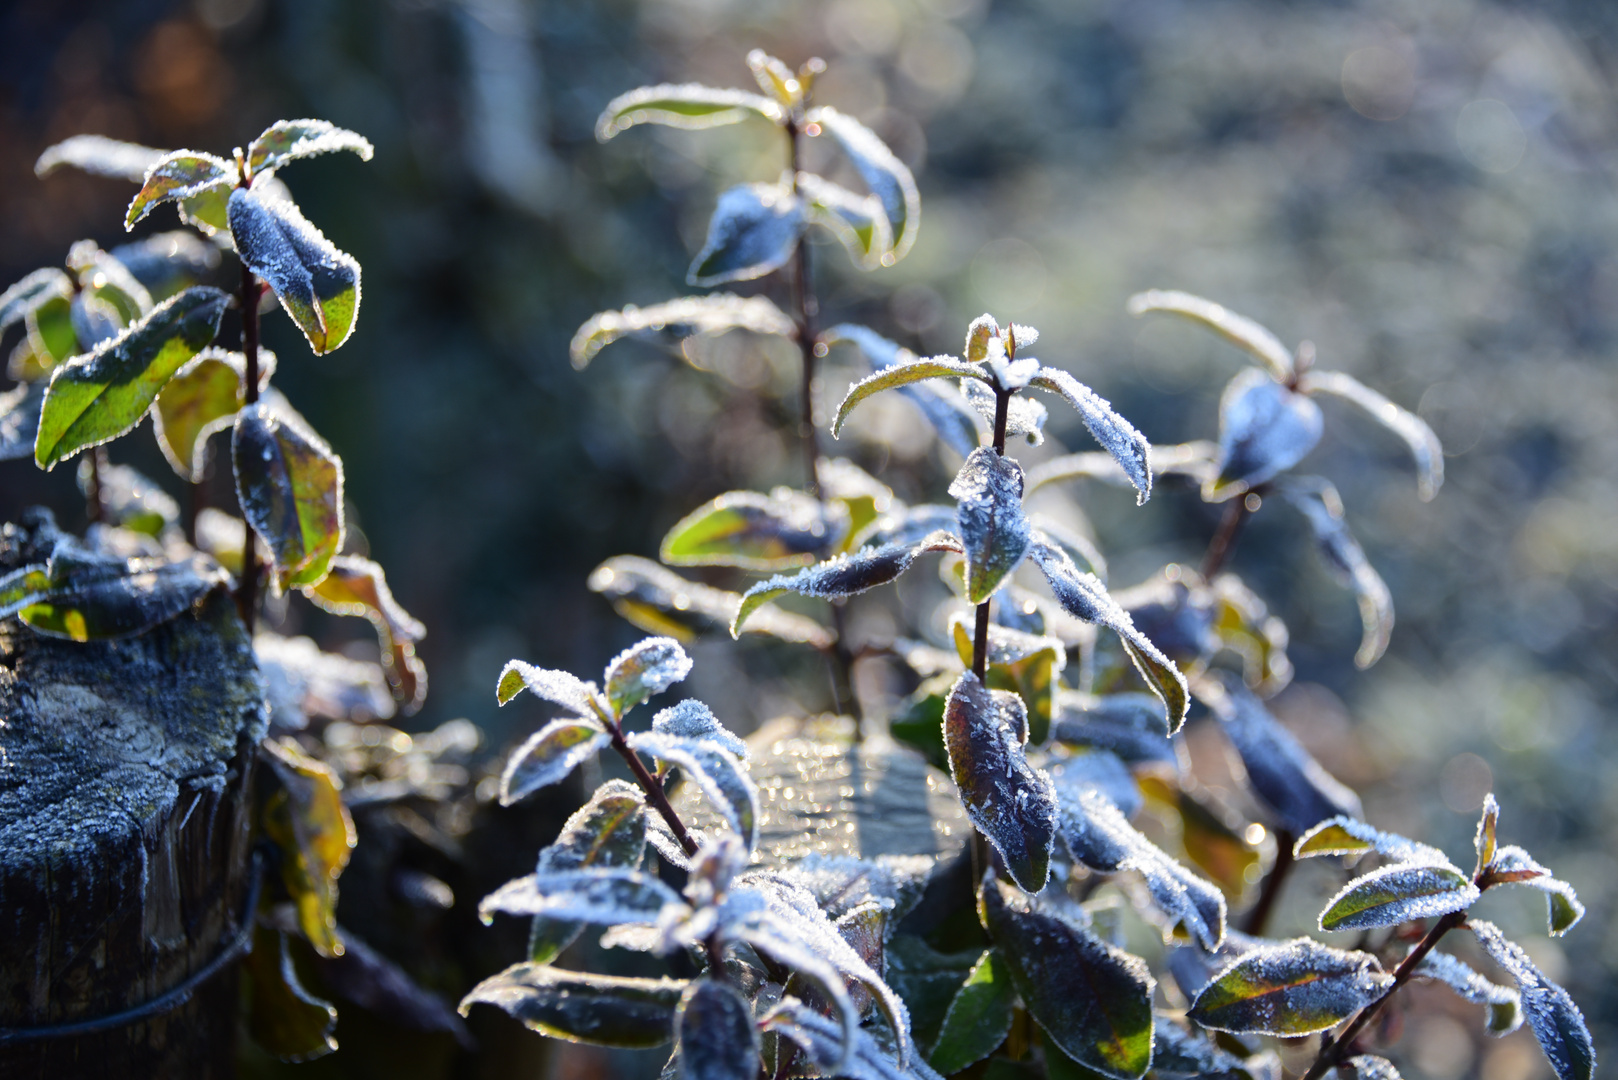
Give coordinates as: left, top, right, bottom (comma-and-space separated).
1200, 494, 1253, 579
236, 261, 263, 634
1299, 910, 1467, 1080
786, 119, 820, 500
82, 448, 104, 525
971, 388, 1012, 681
606, 720, 700, 858
1240, 827, 1294, 935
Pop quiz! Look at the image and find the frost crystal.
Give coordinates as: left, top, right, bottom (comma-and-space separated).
949, 448, 1032, 604
651, 699, 748, 758
1026, 366, 1153, 502
688, 180, 804, 287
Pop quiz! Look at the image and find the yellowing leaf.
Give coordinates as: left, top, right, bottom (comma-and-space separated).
232, 401, 345, 593
262, 737, 356, 958
304, 554, 427, 714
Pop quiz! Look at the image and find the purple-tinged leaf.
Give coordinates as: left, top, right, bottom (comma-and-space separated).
928, 949, 1013, 1074
595, 83, 784, 141
570, 293, 794, 369
809, 106, 921, 261
1299, 369, 1443, 501
1469, 920, 1595, 1080
947, 614, 1065, 743
627, 730, 757, 848
1294, 815, 1443, 864
799, 171, 893, 269
36, 134, 164, 181
1026, 441, 1218, 495
1483, 846, 1584, 936
590, 555, 833, 649
1279, 477, 1393, 668
945, 674, 1057, 892
1126, 290, 1295, 382
652, 699, 747, 758
499, 717, 610, 806
1049, 693, 1176, 765
479, 868, 685, 926
833, 354, 992, 438
661, 487, 845, 569
1318, 862, 1478, 931
949, 447, 1031, 604
603, 636, 692, 717
1413, 950, 1523, 1035
676, 978, 758, 1080
979, 876, 1154, 1080
125, 151, 234, 229
496, 658, 607, 716
1209, 676, 1361, 834
232, 400, 345, 592
1187, 937, 1392, 1036
247, 119, 373, 177
1026, 367, 1153, 503
731, 530, 961, 638
459, 963, 685, 1049
1211, 368, 1322, 498
228, 186, 361, 354
688, 180, 803, 287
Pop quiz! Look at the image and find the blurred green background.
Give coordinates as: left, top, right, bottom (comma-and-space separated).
2, 0, 1615, 1076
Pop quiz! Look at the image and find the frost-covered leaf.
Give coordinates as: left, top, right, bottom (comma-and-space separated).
1476, 793, 1500, 873
732, 530, 961, 637
734, 926, 860, 1066
1300, 369, 1443, 501
1484, 846, 1585, 936
1413, 950, 1523, 1036
500, 717, 611, 806
1139, 775, 1265, 901
764, 999, 939, 1080
496, 658, 608, 716
1319, 862, 1478, 932
255, 632, 394, 729
747, 49, 802, 106
480, 867, 685, 926
80, 461, 177, 537
1126, 290, 1295, 382
677, 978, 758, 1080
460, 963, 685, 1048
1049, 693, 1176, 764
36, 134, 164, 181
944, 673, 1058, 892
67, 239, 152, 325
69, 291, 122, 350
627, 730, 757, 848
262, 736, 357, 959
662, 487, 844, 569
1026, 441, 1218, 495
303, 553, 427, 713
527, 780, 647, 962
1187, 938, 1392, 1036
799, 171, 893, 269
1, 542, 225, 640
247, 119, 373, 176
822, 325, 985, 456
961, 377, 1047, 445
1341, 1055, 1402, 1080
0, 381, 43, 461
245, 925, 338, 1061
151, 347, 273, 480
1211, 369, 1322, 498
1209, 573, 1294, 696
1469, 920, 1595, 1080
125, 151, 235, 229
590, 555, 833, 649
834, 354, 992, 439
979, 876, 1154, 1080
0, 267, 74, 338
1209, 676, 1361, 834
34, 285, 229, 468
652, 699, 747, 758
688, 180, 804, 287
596, 83, 783, 141
232, 401, 345, 592
809, 107, 921, 262
603, 636, 693, 718
928, 948, 1013, 1074
949, 448, 1031, 604
949, 615, 1065, 744
1029, 537, 1188, 731
1150, 1013, 1253, 1077
228, 186, 361, 354
110, 231, 221, 299
1278, 477, 1392, 668
820, 457, 895, 550
570, 293, 794, 369
1027, 367, 1152, 503
1293, 816, 1443, 864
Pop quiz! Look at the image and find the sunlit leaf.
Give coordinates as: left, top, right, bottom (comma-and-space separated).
152, 347, 272, 481
1027, 367, 1152, 503
1209, 573, 1294, 696
1469, 920, 1594, 1080
125, 151, 235, 229
460, 963, 685, 1048
0, 267, 74, 338
949, 448, 1031, 603
0, 381, 44, 462
1126, 290, 1295, 382
1139, 773, 1264, 900
36, 133, 163, 181
1150, 1013, 1254, 1077
1300, 369, 1443, 501
1049, 692, 1176, 764
1483, 846, 1585, 936
228, 186, 361, 354
1413, 950, 1523, 1036
688, 180, 804, 287
595, 83, 784, 141
662, 487, 845, 569
833, 352, 990, 440
601, 636, 692, 718
244, 925, 338, 1061
945, 673, 1058, 892
961, 377, 1047, 445
262, 736, 357, 958
247, 119, 373, 177
480, 867, 686, 927
822, 325, 985, 457
1210, 368, 1322, 498
1278, 477, 1392, 668
746, 49, 801, 107
809, 106, 921, 262
1475, 793, 1500, 874
677, 978, 759, 1080
799, 171, 893, 269
80, 460, 178, 537
627, 730, 758, 848
303, 553, 427, 712
254, 631, 394, 728
2, 542, 225, 641
652, 699, 747, 758
500, 717, 610, 806
1319, 862, 1478, 932
1026, 441, 1217, 496
979, 876, 1154, 1080
66, 239, 153, 326
529, 780, 647, 963
590, 555, 833, 649
928, 949, 1013, 1074
178, 183, 232, 237
570, 293, 794, 369
27, 293, 79, 369
1187, 937, 1392, 1036
34, 285, 229, 468
1293, 815, 1443, 864
496, 658, 608, 717
950, 615, 1065, 744
819, 457, 895, 551
232, 401, 344, 592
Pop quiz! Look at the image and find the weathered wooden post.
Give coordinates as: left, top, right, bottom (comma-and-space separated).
0, 511, 266, 1078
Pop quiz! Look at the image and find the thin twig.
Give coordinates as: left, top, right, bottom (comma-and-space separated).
971, 388, 1012, 681
607, 722, 699, 858
1200, 495, 1253, 579
1241, 828, 1294, 935
235, 259, 262, 634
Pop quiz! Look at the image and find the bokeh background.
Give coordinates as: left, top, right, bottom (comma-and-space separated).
2, 0, 1615, 1076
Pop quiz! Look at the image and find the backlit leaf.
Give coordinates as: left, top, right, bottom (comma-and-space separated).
950, 447, 1031, 604
1209, 676, 1361, 834
570, 293, 794, 369
944, 673, 1058, 892
1026, 441, 1218, 495
1211, 368, 1322, 498
262, 736, 357, 958
0, 267, 73, 337
950, 615, 1065, 744
833, 353, 991, 439
652, 699, 747, 758
1138, 773, 1263, 900
0, 381, 44, 462
799, 171, 893, 269
152, 347, 273, 481
1476, 793, 1500, 873
979, 876, 1154, 1080
677, 979, 758, 1080
496, 658, 608, 717
662, 487, 845, 569
67, 239, 153, 325
247, 119, 373, 176
604, 636, 693, 718
1300, 369, 1443, 501
34, 285, 229, 468
1049, 692, 1176, 764
1319, 862, 1478, 932
69, 292, 122, 349
596, 83, 784, 141
1278, 477, 1392, 668
245, 925, 338, 1061
228, 186, 361, 354
1294, 816, 1442, 864
822, 325, 985, 456
529, 780, 647, 963
1413, 950, 1523, 1036
747, 49, 802, 107
500, 717, 610, 806
688, 180, 804, 287
928, 949, 1013, 1074
80, 460, 178, 537
590, 555, 833, 649
627, 730, 758, 848
1484, 846, 1585, 936
26, 293, 78, 368
962, 378, 1047, 445
1187, 938, 1392, 1036
125, 151, 235, 229
110, 231, 221, 299
232, 401, 345, 592
460, 963, 685, 1049
1125, 290, 1295, 383
2, 543, 225, 641
480, 868, 686, 927
809, 106, 921, 262
1469, 920, 1595, 1080
36, 134, 163, 181
1026, 367, 1152, 503
303, 553, 427, 713
1209, 572, 1294, 696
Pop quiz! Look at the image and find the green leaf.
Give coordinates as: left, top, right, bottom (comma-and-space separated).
179, 184, 232, 236
1125, 290, 1295, 382
228, 186, 361, 354
1278, 477, 1392, 669
1300, 369, 1443, 501
529, 780, 648, 964
125, 151, 235, 229
496, 659, 607, 715
232, 400, 345, 592
3, 546, 226, 641
1413, 950, 1523, 1036
34, 286, 229, 468
0, 267, 73, 337
746, 49, 803, 108
303, 554, 427, 714
152, 347, 273, 481
1475, 793, 1500, 874
262, 736, 357, 959
1319, 863, 1478, 931
1294, 815, 1442, 864
929, 949, 1014, 1074
500, 717, 611, 805
67, 239, 153, 326
1187, 937, 1392, 1036
808, 106, 921, 262
663, 488, 845, 570
979, 876, 1154, 1080
27, 294, 79, 368
688, 180, 804, 287
677, 978, 759, 1080
832, 354, 990, 438
460, 963, 685, 1049
247, 119, 373, 176
822, 325, 986, 457
595, 83, 784, 141
798, 172, 893, 269
570, 293, 794, 370
950, 448, 1032, 604
1469, 920, 1594, 1080
1137, 773, 1263, 900
244, 925, 338, 1061
1482, 845, 1585, 936
589, 555, 833, 649
950, 615, 1064, 744
603, 636, 694, 718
